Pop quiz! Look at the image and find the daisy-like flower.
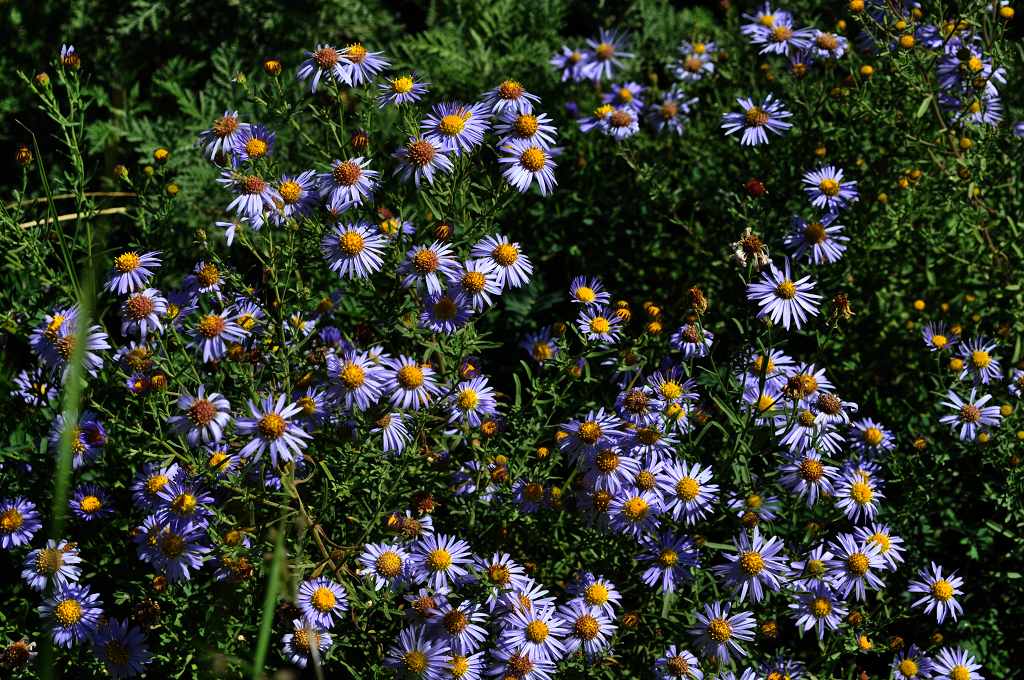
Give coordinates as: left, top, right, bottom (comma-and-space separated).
482, 79, 540, 116
601, 106, 641, 140
22, 539, 82, 591
296, 44, 350, 92
130, 463, 182, 510
671, 323, 714, 359
401, 241, 462, 296
848, 417, 895, 455
387, 625, 450, 679
448, 376, 498, 427
119, 288, 167, 339
567, 572, 621, 617
448, 259, 502, 311
341, 42, 389, 85
674, 41, 716, 82
789, 584, 847, 640
487, 647, 556, 680
721, 94, 793, 146
748, 14, 814, 55
647, 88, 698, 135
235, 394, 312, 465
577, 306, 622, 344
834, 469, 884, 523
421, 291, 474, 334
92, 618, 151, 679
499, 138, 558, 196
385, 356, 441, 410
319, 157, 378, 212
556, 600, 616, 659
411, 533, 475, 590
853, 523, 906, 571
12, 365, 58, 407
281, 618, 332, 670
728, 491, 782, 528
393, 136, 454, 187
470, 234, 532, 290
218, 171, 281, 224
713, 527, 787, 603
521, 327, 559, 364
511, 478, 547, 514
785, 212, 848, 265
578, 103, 614, 133
31, 306, 110, 379
583, 28, 633, 81
70, 483, 113, 522
378, 73, 429, 107
602, 82, 645, 112
689, 601, 756, 664
297, 578, 349, 630
608, 490, 662, 540
498, 604, 568, 662
778, 452, 838, 506
615, 386, 659, 426
495, 110, 558, 149
154, 479, 214, 525
789, 544, 836, 591
1, 496, 41, 549
105, 251, 161, 295
638, 532, 700, 593
430, 601, 489, 655
931, 646, 983, 680
660, 460, 718, 524
741, 3, 793, 37
198, 111, 248, 159
272, 170, 319, 224
908, 562, 964, 624
654, 645, 703, 679
373, 412, 411, 454
326, 348, 386, 411
321, 221, 387, 280
826, 533, 885, 601
569, 276, 611, 307
49, 411, 107, 469
809, 30, 848, 59
231, 123, 275, 165
891, 644, 935, 680
957, 337, 1002, 384
560, 408, 625, 460
40, 583, 103, 647
803, 165, 858, 211
358, 542, 410, 591
746, 258, 821, 331
922, 322, 956, 352
939, 388, 1001, 441
550, 45, 588, 82
421, 101, 490, 155
167, 386, 231, 446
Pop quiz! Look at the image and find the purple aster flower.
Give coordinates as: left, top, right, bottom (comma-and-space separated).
119, 288, 167, 339
778, 452, 838, 506
834, 469, 884, 523
372, 412, 411, 455
393, 136, 454, 187
648, 88, 698, 135
848, 417, 895, 455
358, 542, 410, 591
495, 110, 558, 149
385, 356, 441, 410
932, 646, 983, 680
297, 577, 349, 630
429, 600, 489, 655
231, 122, 274, 165
689, 601, 755, 664
608, 489, 662, 540
601, 106, 641, 140
448, 376, 498, 426
583, 28, 633, 82
511, 478, 547, 514
583, 446, 641, 494
567, 572, 621, 617
70, 483, 113, 522
1010, 369, 1024, 399
49, 411, 107, 469
746, 258, 821, 331
550, 46, 588, 82
776, 408, 843, 455
957, 337, 1002, 384
12, 365, 58, 407
190, 308, 248, 363
498, 604, 568, 662
411, 533, 475, 590
470, 234, 532, 290
482, 79, 540, 116
341, 42, 389, 85
167, 386, 231, 446
555, 599, 616, 659
654, 646, 703, 679
578, 103, 614, 133
236, 394, 312, 465
576, 306, 622, 344
922, 322, 956, 352
318, 157, 378, 212
671, 323, 714, 359
802, 165, 858, 211
721, 94, 793, 146
326, 348, 386, 411
92, 618, 151, 678
638, 532, 699, 593
602, 82, 645, 112
789, 544, 836, 591
198, 111, 248, 159
154, 478, 214, 525
476, 552, 530, 611
853, 523, 906, 571
281, 618, 332, 670
713, 527, 787, 603
826, 533, 885, 601
272, 170, 319, 224
749, 14, 814, 54
789, 583, 847, 640
401, 241, 462, 296
322, 221, 386, 280
39, 583, 103, 647
421, 291, 474, 334
449, 259, 502, 311
560, 409, 625, 461
940, 388, 1001, 441
521, 327, 558, 364
674, 41, 716, 82
386, 625, 450, 678
378, 73, 430, 107
614, 386, 660, 426
130, 463, 182, 510
30, 306, 109, 379
218, 171, 281, 224
105, 250, 161, 295
891, 644, 934, 680
499, 138, 558, 196
22, 539, 82, 591
741, 3, 793, 37
297, 44, 350, 92
809, 30, 848, 59
660, 460, 718, 524
421, 101, 490, 155
908, 562, 964, 624
785, 212, 848, 264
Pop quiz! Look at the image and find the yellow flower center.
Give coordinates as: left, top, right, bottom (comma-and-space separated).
931, 579, 954, 601
412, 249, 439, 273
404, 650, 428, 674
461, 271, 486, 293
676, 477, 700, 501
245, 138, 268, 158
745, 106, 770, 126
258, 413, 287, 439
492, 243, 518, 266
775, 280, 797, 299
346, 43, 367, 63
311, 586, 336, 612
578, 421, 602, 444
172, 493, 197, 516
35, 548, 64, 574
850, 481, 873, 504
375, 550, 403, 577
863, 427, 883, 446
772, 25, 793, 41
488, 564, 511, 584
114, 252, 141, 273
574, 614, 600, 640
868, 532, 891, 552
817, 33, 839, 50
439, 114, 467, 136
145, 474, 169, 496
525, 620, 549, 643
338, 230, 365, 256
519, 147, 546, 172
622, 497, 649, 521
819, 178, 840, 196
708, 618, 732, 642
847, 552, 870, 575
332, 160, 362, 186
595, 42, 614, 59
397, 365, 425, 389
971, 350, 991, 368
79, 495, 102, 514
514, 114, 539, 137
584, 583, 609, 605
450, 655, 470, 677
391, 76, 414, 93
658, 549, 679, 567
811, 597, 832, 618
951, 666, 971, 680
739, 551, 765, 575
498, 79, 524, 100
198, 314, 226, 338
196, 263, 220, 287
590, 316, 611, 334
54, 599, 83, 626
636, 470, 656, 491
807, 559, 826, 577
931, 334, 948, 348
532, 342, 553, 361
427, 548, 452, 571
1, 508, 24, 532
457, 389, 479, 410
804, 221, 827, 244
595, 449, 620, 473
